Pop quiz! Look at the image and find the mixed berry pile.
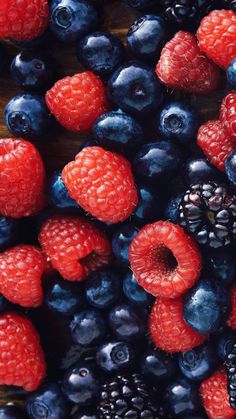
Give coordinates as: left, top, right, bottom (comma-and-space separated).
0, 0, 236, 418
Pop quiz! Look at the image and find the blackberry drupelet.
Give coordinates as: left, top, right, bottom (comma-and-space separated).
226, 342, 236, 409
221, 0, 236, 10
178, 182, 236, 248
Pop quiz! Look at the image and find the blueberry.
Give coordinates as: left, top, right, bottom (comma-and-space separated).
164, 377, 201, 417
47, 170, 81, 212
77, 32, 125, 79
26, 382, 70, 419
133, 182, 164, 225
0, 217, 20, 251
0, 406, 26, 419
133, 141, 182, 181
183, 157, 223, 186
62, 361, 100, 405
107, 62, 164, 117
0, 43, 7, 74
4, 93, 55, 140
227, 58, 236, 88
123, 271, 153, 306
178, 343, 218, 382
109, 303, 145, 342
124, 0, 157, 11
49, 0, 98, 42
205, 247, 236, 288
96, 341, 135, 373
142, 349, 177, 383
183, 278, 231, 334
216, 328, 236, 360
226, 150, 236, 186
85, 270, 121, 309
112, 223, 138, 266
164, 193, 184, 223
127, 15, 167, 62
93, 110, 143, 153
71, 410, 99, 419
44, 277, 84, 315
70, 309, 107, 347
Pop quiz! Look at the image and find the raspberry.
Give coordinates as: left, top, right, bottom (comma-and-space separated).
197, 120, 236, 172
149, 298, 207, 353
0, 0, 49, 41
45, 72, 108, 132
0, 312, 46, 391
38, 215, 112, 281
0, 138, 46, 218
200, 368, 235, 419
129, 221, 202, 299
62, 146, 138, 223
0, 245, 47, 308
227, 284, 236, 330
197, 10, 236, 69
220, 92, 236, 138
156, 31, 220, 94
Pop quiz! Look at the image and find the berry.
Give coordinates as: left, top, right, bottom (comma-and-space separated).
112, 223, 138, 266
227, 58, 236, 88
109, 303, 145, 342
38, 215, 111, 281
96, 341, 135, 373
0, 217, 20, 251
197, 119, 235, 172
123, 271, 153, 306
85, 269, 121, 309
107, 62, 164, 117
129, 221, 202, 299
62, 146, 138, 223
98, 373, 159, 418
216, 328, 236, 360
44, 276, 84, 315
141, 349, 177, 383
178, 342, 218, 381
179, 182, 236, 248
71, 410, 99, 419
156, 31, 220, 94
77, 32, 125, 79
124, 0, 157, 10
220, 91, 236, 138
47, 170, 81, 212
164, 193, 184, 223
227, 284, 236, 330
222, 0, 236, 10
0, 312, 46, 391
164, 376, 201, 417
226, 150, 236, 187
133, 182, 164, 226
70, 309, 107, 347
226, 342, 236, 409
0, 0, 48, 41
205, 247, 236, 288
197, 9, 236, 69
45, 72, 108, 132
0, 43, 7, 74
200, 368, 235, 419
183, 157, 223, 186
49, 0, 98, 43
149, 298, 207, 353
0, 406, 26, 419
26, 382, 70, 419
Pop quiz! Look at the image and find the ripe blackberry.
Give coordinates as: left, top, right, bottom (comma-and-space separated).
221, 0, 236, 10
99, 373, 160, 418
226, 342, 236, 409
178, 182, 236, 248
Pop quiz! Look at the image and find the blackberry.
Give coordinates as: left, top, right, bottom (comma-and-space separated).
99, 373, 160, 418
221, 0, 236, 10
178, 182, 236, 248
226, 342, 236, 410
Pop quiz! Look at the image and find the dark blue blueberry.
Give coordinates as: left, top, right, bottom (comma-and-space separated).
133, 182, 164, 225
165, 193, 184, 223
183, 157, 223, 186
178, 343, 218, 382
133, 141, 183, 182
109, 303, 145, 342
77, 32, 125, 79
164, 377, 201, 417
107, 62, 164, 117
123, 271, 153, 306
47, 170, 81, 212
62, 361, 100, 405
0, 294, 10, 312
124, 0, 157, 11
111, 223, 138, 266
93, 110, 143, 153
205, 247, 236, 288
226, 150, 236, 187
26, 382, 70, 419
44, 277, 84, 315
141, 349, 177, 383
183, 278, 231, 334
70, 309, 107, 347
227, 58, 236, 88
49, 0, 98, 42
0, 406, 26, 419
85, 270, 121, 309
127, 15, 167, 62
4, 93, 55, 140
0, 43, 7, 74
96, 341, 135, 372
0, 217, 19, 251
71, 410, 99, 419
216, 328, 236, 360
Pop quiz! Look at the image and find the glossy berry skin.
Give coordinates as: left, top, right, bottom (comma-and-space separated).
178, 343, 218, 382
141, 349, 177, 383
127, 15, 167, 62
0, 217, 19, 251
26, 382, 70, 419
47, 170, 81, 212
226, 150, 236, 185
109, 303, 145, 342
216, 329, 236, 360
227, 58, 236, 88
96, 341, 135, 373
77, 32, 125, 79
0, 406, 26, 419
85, 269, 121, 309
62, 361, 100, 405
124, 0, 157, 10
133, 182, 164, 226
70, 309, 107, 347
107, 62, 164, 117
183, 158, 223, 186
71, 410, 98, 419
165, 193, 184, 223
205, 247, 236, 288
44, 277, 84, 315
4, 93, 55, 140
49, 0, 98, 43
112, 223, 138, 266
164, 377, 201, 417
93, 110, 143, 154
0, 43, 7, 73
133, 141, 182, 182
183, 278, 231, 334
123, 271, 153, 306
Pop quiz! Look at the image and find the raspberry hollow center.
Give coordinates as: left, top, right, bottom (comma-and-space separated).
152, 245, 178, 275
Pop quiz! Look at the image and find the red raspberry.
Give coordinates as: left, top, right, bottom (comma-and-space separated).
0, 312, 46, 391
197, 119, 236, 172
38, 215, 112, 281
156, 31, 220, 94
227, 284, 236, 330
0, 138, 46, 218
197, 10, 236, 69
149, 298, 206, 353
62, 146, 138, 223
45, 72, 108, 132
220, 92, 236, 138
129, 221, 201, 299
200, 368, 235, 419
0, 245, 47, 308
0, 0, 48, 41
